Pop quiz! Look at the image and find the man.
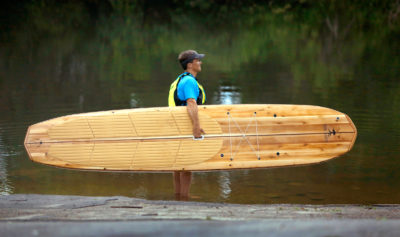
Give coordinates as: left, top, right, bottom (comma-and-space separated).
168, 50, 206, 199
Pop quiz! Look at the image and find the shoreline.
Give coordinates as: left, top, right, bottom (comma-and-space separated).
1, 194, 400, 221
1, 194, 400, 236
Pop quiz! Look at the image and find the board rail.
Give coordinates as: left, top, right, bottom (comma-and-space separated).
24, 104, 357, 171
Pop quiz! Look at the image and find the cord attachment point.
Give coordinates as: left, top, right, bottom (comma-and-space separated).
193, 135, 204, 141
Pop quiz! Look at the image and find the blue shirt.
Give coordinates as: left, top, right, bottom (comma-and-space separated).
177, 74, 200, 102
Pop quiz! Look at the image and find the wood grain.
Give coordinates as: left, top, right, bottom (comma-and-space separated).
24, 104, 357, 171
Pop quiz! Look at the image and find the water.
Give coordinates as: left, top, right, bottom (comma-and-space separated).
1, 2, 400, 204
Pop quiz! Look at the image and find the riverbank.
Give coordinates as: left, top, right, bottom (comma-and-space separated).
1, 194, 400, 236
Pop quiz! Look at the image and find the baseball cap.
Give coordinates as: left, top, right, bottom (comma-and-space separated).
178, 50, 205, 68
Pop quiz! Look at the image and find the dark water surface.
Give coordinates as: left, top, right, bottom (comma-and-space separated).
1, 3, 400, 204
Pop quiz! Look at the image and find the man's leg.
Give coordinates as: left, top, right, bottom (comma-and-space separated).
173, 171, 192, 200
179, 171, 192, 197
173, 171, 181, 196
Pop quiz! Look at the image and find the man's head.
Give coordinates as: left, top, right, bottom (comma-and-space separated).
178, 50, 205, 70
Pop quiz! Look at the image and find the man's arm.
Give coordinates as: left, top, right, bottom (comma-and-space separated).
186, 98, 205, 138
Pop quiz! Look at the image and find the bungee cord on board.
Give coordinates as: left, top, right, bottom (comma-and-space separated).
227, 112, 260, 160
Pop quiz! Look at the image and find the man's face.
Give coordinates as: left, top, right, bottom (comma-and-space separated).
189, 59, 202, 72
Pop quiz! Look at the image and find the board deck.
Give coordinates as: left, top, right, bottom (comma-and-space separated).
24, 104, 357, 171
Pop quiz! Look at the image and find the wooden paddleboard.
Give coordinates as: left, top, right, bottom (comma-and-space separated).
24, 104, 357, 171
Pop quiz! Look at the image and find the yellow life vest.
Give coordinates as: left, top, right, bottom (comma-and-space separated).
168, 72, 206, 107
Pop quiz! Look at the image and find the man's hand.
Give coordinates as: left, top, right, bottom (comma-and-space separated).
186, 99, 205, 138
193, 126, 205, 138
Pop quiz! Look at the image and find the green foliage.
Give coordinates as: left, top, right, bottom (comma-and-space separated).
1, 0, 399, 105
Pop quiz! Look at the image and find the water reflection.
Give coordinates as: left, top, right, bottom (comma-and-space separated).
218, 172, 231, 200
214, 86, 241, 105
0, 133, 13, 195
130, 93, 140, 108
213, 86, 241, 200
132, 185, 147, 199
79, 94, 85, 112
